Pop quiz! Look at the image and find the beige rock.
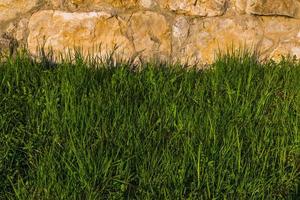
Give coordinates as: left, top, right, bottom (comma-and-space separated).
247, 0, 300, 18
158, 0, 226, 16
15, 18, 29, 42
259, 38, 274, 56
140, 0, 156, 8
261, 17, 300, 60
234, 0, 248, 13
261, 16, 300, 47
28, 10, 172, 63
172, 16, 189, 39
94, 0, 138, 7
28, 10, 135, 60
292, 47, 300, 57
126, 11, 171, 61
5, 23, 16, 34
171, 16, 190, 63
6, 0, 300, 66
66, 0, 138, 9
172, 15, 264, 64
0, 0, 39, 23
47, 0, 63, 8
270, 42, 300, 61
50, 0, 149, 10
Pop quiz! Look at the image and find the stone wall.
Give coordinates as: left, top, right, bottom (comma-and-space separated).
1, 0, 300, 65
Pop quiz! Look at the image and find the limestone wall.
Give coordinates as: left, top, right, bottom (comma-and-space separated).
1, 0, 300, 65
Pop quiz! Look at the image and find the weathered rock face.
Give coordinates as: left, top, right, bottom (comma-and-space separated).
159, 0, 227, 16
126, 11, 171, 61
0, 0, 39, 24
66, 0, 138, 10
28, 10, 134, 59
2, 0, 300, 65
247, 0, 300, 18
27, 10, 171, 62
234, 0, 248, 13
172, 15, 264, 64
261, 16, 300, 61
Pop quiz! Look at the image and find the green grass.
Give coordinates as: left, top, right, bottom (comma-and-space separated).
0, 50, 300, 199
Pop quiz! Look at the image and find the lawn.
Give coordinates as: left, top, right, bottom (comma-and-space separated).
0, 51, 300, 199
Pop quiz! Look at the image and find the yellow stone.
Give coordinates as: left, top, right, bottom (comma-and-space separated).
28, 10, 135, 60
0, 0, 39, 23
67, 0, 138, 9
158, 0, 226, 16
247, 0, 300, 18
270, 42, 300, 62
126, 11, 172, 61
172, 15, 264, 64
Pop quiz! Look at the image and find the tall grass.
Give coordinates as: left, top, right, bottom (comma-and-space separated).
0, 50, 299, 199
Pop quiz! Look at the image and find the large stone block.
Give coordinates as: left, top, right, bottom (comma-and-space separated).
67, 0, 138, 9
233, 0, 248, 13
27, 10, 171, 62
27, 10, 135, 60
247, 0, 300, 18
270, 42, 300, 62
172, 15, 264, 64
0, 0, 39, 23
158, 0, 226, 16
126, 11, 171, 61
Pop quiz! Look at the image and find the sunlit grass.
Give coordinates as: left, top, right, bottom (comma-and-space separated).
0, 50, 300, 199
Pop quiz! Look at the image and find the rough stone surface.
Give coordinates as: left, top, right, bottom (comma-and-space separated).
1, 0, 300, 65
270, 42, 300, 62
140, 0, 156, 8
172, 15, 264, 64
0, 0, 39, 24
247, 0, 300, 18
159, 0, 226, 16
234, 0, 248, 13
28, 10, 134, 60
15, 18, 29, 42
126, 11, 171, 61
66, 0, 138, 10
45, 0, 138, 11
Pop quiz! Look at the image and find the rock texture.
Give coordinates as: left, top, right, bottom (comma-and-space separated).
172, 15, 264, 64
247, 0, 300, 18
1, 0, 300, 65
159, 0, 227, 16
127, 11, 171, 61
28, 10, 134, 59
0, 0, 39, 24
